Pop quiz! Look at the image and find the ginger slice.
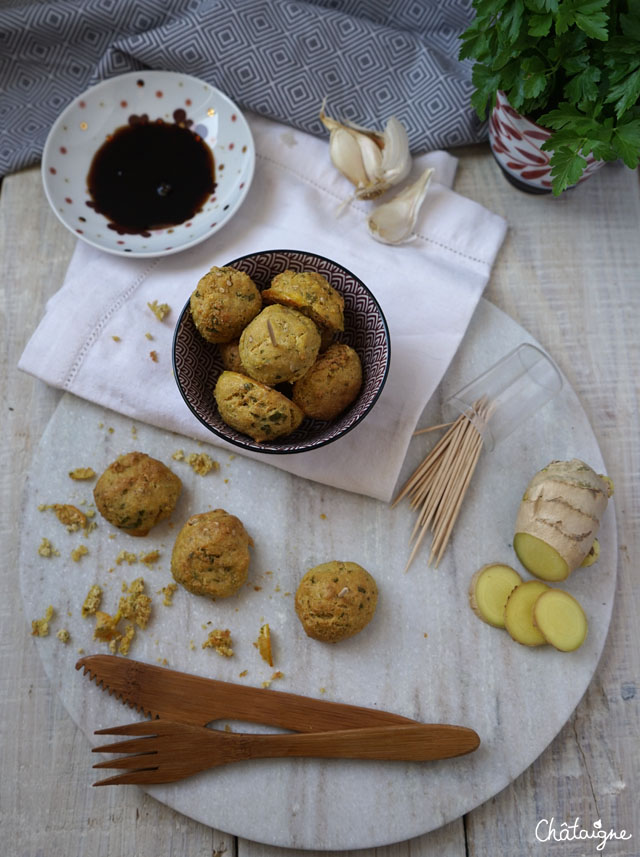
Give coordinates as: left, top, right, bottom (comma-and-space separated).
533, 589, 588, 652
469, 564, 522, 628
504, 580, 549, 646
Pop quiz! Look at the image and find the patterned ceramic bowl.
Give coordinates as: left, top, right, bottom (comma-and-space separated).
172, 249, 390, 454
41, 71, 255, 257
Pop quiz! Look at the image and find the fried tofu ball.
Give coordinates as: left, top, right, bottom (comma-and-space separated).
190, 266, 261, 343
214, 371, 304, 443
238, 304, 321, 386
218, 339, 244, 373
93, 452, 181, 537
295, 561, 378, 643
292, 343, 363, 420
262, 269, 344, 349
171, 509, 251, 599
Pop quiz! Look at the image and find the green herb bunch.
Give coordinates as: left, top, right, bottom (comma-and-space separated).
459, 0, 640, 194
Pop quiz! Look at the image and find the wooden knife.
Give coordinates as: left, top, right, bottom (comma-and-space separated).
76, 655, 478, 746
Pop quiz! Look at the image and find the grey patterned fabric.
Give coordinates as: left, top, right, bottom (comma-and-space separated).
0, 0, 485, 178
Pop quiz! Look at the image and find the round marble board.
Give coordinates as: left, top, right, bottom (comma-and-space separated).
20, 299, 616, 850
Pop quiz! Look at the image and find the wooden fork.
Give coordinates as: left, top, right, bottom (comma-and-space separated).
93, 719, 480, 785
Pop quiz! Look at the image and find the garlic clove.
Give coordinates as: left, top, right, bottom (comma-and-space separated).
367, 167, 434, 245
328, 126, 372, 189
320, 102, 411, 200
380, 116, 411, 186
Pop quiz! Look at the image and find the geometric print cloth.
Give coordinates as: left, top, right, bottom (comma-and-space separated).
0, 0, 486, 178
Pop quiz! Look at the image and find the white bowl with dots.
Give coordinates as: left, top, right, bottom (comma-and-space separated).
42, 70, 255, 257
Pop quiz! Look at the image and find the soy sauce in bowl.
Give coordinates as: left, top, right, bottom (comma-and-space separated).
87, 114, 216, 235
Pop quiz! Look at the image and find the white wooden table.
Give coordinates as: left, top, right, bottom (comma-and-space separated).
1, 151, 638, 857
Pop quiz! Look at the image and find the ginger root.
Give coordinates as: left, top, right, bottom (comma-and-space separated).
533, 589, 588, 651
503, 580, 549, 646
513, 459, 612, 581
469, 564, 522, 628
580, 538, 600, 568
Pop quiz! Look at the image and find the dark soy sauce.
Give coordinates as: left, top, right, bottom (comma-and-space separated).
87, 115, 216, 235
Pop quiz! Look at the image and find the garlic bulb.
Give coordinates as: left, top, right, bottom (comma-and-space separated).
320, 103, 411, 200
367, 167, 434, 245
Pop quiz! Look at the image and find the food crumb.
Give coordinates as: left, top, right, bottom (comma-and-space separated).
31, 605, 54, 637
140, 550, 161, 567
116, 550, 138, 566
423, 632, 428, 638
158, 583, 177, 606
77, 647, 85, 654
172, 449, 185, 461
189, 640, 196, 650
145, 332, 154, 341
254, 623, 274, 667
56, 628, 71, 644
82, 584, 103, 618
238, 669, 248, 677
112, 335, 121, 342
69, 467, 96, 481
187, 452, 219, 476
319, 687, 326, 694
149, 350, 158, 363
38, 537, 59, 558
202, 628, 233, 657
94, 610, 121, 642
119, 625, 136, 655
71, 544, 89, 562
119, 578, 152, 629
148, 300, 171, 321
320, 513, 327, 520
271, 671, 284, 681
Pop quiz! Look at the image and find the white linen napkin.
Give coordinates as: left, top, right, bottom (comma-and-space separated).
19, 114, 506, 502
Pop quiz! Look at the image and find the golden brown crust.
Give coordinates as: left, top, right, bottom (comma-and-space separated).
93, 452, 182, 536
295, 561, 378, 643
171, 509, 251, 599
292, 343, 363, 420
190, 266, 262, 344
214, 371, 304, 443
238, 304, 321, 386
262, 270, 344, 336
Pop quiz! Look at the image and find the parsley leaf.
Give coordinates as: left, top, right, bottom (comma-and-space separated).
564, 65, 601, 103
612, 117, 640, 167
471, 64, 503, 118
548, 147, 588, 195
605, 67, 640, 117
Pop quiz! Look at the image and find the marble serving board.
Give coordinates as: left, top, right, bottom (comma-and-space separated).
19, 299, 617, 850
